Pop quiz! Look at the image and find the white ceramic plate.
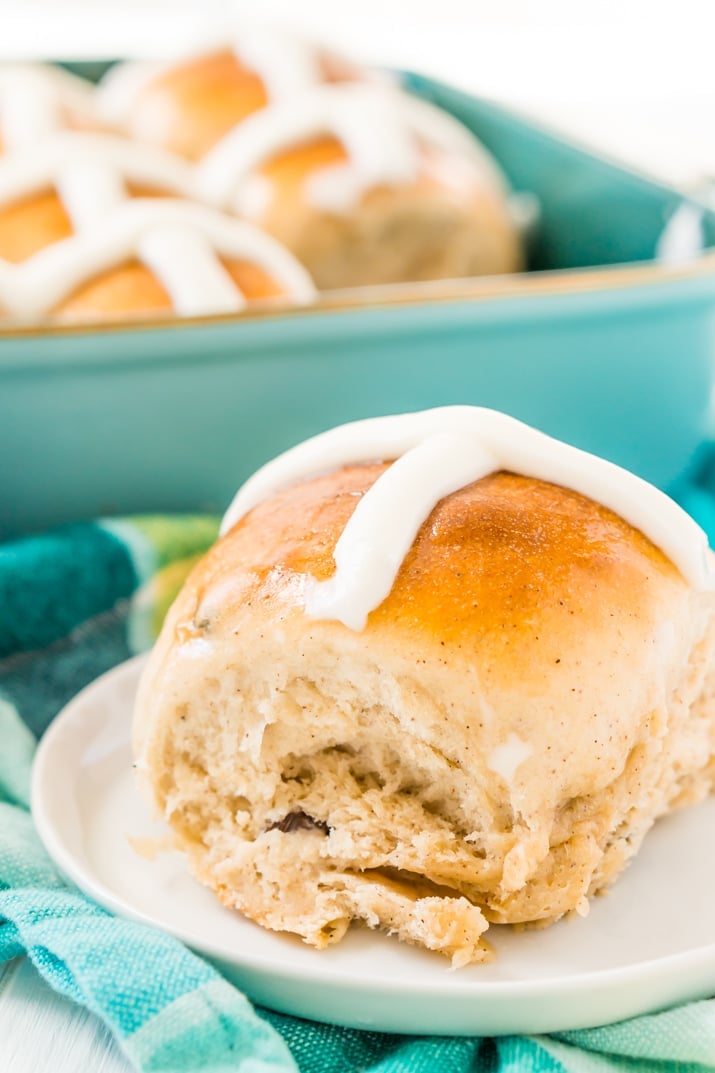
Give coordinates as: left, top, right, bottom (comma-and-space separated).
31, 655, 715, 1036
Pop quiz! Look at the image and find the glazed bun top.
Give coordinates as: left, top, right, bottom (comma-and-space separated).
186, 461, 689, 703
221, 407, 712, 629
0, 133, 197, 263
198, 84, 510, 221
160, 411, 715, 823
97, 29, 363, 160
158, 407, 710, 746
0, 199, 315, 321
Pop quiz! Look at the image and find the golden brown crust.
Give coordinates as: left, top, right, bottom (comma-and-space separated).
108, 47, 521, 286
0, 190, 73, 261
54, 255, 285, 320
243, 138, 522, 288
134, 50, 269, 161
0, 183, 180, 263
260, 134, 349, 192
121, 49, 362, 161
0, 179, 289, 319
54, 260, 173, 318
221, 258, 285, 300
197, 464, 683, 670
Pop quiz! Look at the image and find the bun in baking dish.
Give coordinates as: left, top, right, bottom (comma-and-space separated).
97, 32, 361, 161
54, 250, 284, 322
0, 52, 521, 315
8, 200, 314, 322
198, 85, 522, 289
0, 133, 196, 263
133, 409, 715, 965
0, 132, 314, 321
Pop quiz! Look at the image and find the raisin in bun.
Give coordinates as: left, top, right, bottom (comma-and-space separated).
3, 199, 314, 322
133, 408, 715, 965
198, 85, 522, 290
97, 30, 364, 161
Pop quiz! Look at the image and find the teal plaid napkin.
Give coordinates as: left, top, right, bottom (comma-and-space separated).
3, 487, 715, 1073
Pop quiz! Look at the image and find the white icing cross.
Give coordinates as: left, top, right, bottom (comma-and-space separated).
0, 65, 95, 151
198, 84, 508, 217
0, 63, 316, 318
221, 407, 715, 631
0, 133, 196, 231
0, 65, 506, 318
0, 198, 315, 318
96, 28, 324, 130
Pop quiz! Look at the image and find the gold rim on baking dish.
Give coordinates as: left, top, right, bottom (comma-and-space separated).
1, 251, 714, 340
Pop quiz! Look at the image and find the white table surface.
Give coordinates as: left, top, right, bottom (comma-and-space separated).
0, 961, 130, 1072
2, 2, 714, 1069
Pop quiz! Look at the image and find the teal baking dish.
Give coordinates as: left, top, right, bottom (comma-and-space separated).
1, 73, 715, 539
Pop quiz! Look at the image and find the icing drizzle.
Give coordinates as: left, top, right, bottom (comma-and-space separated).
220, 407, 714, 630
0, 199, 314, 318
0, 65, 95, 150
198, 84, 508, 216
0, 132, 196, 229
96, 27, 323, 129
0, 63, 506, 317
0, 131, 313, 316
